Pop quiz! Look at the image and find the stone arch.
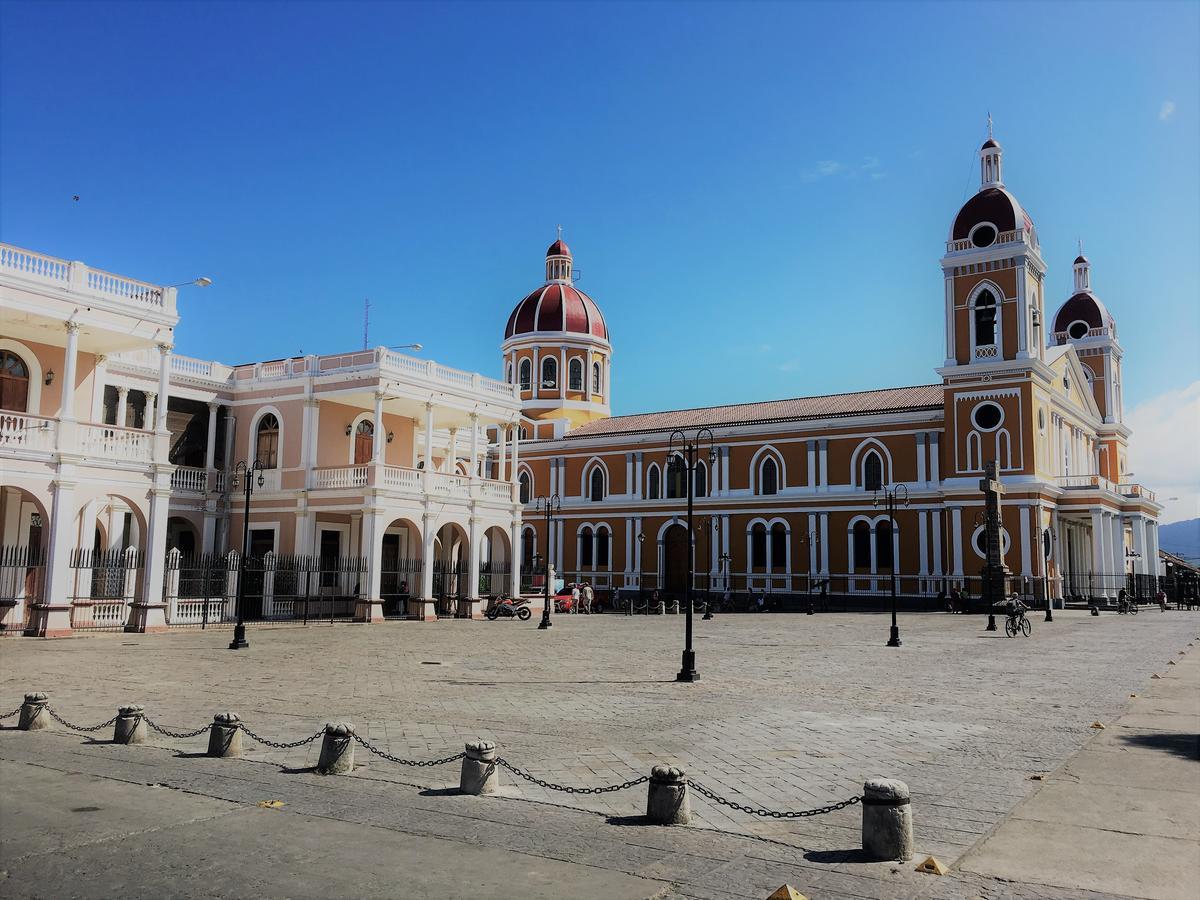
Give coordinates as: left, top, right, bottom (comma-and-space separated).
850, 438, 893, 489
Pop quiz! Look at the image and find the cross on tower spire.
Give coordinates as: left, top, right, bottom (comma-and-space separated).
987, 111, 993, 139
556, 224, 563, 241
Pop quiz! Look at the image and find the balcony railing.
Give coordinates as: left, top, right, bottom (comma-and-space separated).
170, 466, 209, 493
1, 414, 159, 465
0, 413, 58, 453
945, 228, 1025, 254
0, 242, 174, 316
1117, 483, 1156, 502
308, 464, 512, 502
1056, 474, 1115, 492
76, 423, 154, 463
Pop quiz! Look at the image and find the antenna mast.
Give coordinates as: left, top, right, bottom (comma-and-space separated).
363, 298, 370, 350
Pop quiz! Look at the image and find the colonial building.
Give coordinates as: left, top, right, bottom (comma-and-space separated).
510, 135, 1163, 605
1, 245, 524, 635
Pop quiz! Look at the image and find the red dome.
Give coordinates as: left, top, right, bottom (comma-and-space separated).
504, 283, 608, 341
1053, 291, 1114, 334
950, 186, 1037, 244
546, 239, 571, 257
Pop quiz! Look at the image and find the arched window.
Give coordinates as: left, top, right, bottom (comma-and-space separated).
852, 521, 872, 570
568, 358, 583, 391
519, 425, 528, 441
518, 359, 532, 391
522, 527, 536, 570
760, 457, 779, 495
646, 464, 661, 500
863, 452, 883, 492
0, 350, 30, 412
353, 419, 374, 465
974, 289, 997, 347
589, 466, 605, 502
875, 521, 894, 570
541, 357, 557, 389
751, 522, 767, 568
256, 413, 280, 468
580, 526, 594, 567
694, 462, 707, 498
592, 361, 601, 394
596, 527, 610, 567
519, 471, 531, 504
770, 523, 787, 571
666, 455, 686, 499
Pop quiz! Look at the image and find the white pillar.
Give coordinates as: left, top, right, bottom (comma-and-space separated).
155, 343, 171, 431
115, 386, 129, 428
951, 507, 964, 576
509, 518, 522, 595
931, 508, 943, 576
372, 390, 386, 463
1112, 515, 1125, 582
132, 486, 171, 632
819, 511, 829, 574
423, 403, 435, 486
357, 508, 384, 622
807, 513, 818, 574
205, 401, 219, 471
818, 439, 829, 490
32, 478, 77, 636
1019, 505, 1032, 577
1132, 516, 1147, 575
421, 514, 436, 601
929, 433, 940, 484
497, 425, 508, 483
510, 426, 520, 501
807, 441, 817, 489
1090, 508, 1108, 599
916, 434, 927, 485
60, 322, 80, 420
144, 392, 157, 432
1147, 521, 1161, 577
468, 516, 480, 599
469, 414, 480, 479
918, 510, 929, 576
445, 427, 459, 474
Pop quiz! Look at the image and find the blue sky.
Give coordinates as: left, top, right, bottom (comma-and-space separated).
2, 1, 1197, 515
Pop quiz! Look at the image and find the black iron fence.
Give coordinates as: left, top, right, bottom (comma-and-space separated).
0, 545, 44, 635
69, 547, 143, 631
478, 560, 511, 597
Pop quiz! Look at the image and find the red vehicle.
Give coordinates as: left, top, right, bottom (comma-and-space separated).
554, 584, 576, 613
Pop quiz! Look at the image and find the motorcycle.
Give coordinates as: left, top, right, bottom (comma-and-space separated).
487, 597, 532, 621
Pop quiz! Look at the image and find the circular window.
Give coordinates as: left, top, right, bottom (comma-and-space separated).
971, 224, 997, 248
972, 402, 1003, 431
1068, 321, 1089, 340
972, 525, 1011, 559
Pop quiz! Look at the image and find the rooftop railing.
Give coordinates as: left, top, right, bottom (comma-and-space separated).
0, 242, 174, 316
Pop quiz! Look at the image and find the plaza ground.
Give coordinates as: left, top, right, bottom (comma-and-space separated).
0, 609, 1196, 899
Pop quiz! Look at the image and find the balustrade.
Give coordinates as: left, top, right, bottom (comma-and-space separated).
170, 466, 209, 493
76, 423, 153, 463
0, 413, 58, 452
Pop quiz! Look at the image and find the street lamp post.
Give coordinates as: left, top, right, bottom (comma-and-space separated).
668, 428, 715, 683
698, 516, 717, 620
536, 494, 560, 630
873, 483, 908, 648
1042, 527, 1056, 622
228, 459, 265, 651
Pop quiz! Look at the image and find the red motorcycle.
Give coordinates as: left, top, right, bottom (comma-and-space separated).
486, 597, 532, 621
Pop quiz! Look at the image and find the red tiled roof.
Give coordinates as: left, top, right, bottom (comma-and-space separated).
562, 384, 943, 439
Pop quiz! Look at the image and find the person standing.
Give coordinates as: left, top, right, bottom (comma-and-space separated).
582, 581, 594, 614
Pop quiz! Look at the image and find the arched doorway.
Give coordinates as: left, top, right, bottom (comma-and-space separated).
380, 516, 421, 617
663, 524, 689, 598
166, 516, 199, 556
481, 525, 511, 597
0, 485, 49, 632
353, 420, 374, 465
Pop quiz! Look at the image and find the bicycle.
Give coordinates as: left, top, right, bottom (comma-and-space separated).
1117, 596, 1138, 615
1004, 603, 1032, 637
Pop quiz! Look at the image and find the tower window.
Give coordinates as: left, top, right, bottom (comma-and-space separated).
770, 523, 787, 572
592, 361, 601, 394
589, 466, 605, 502
569, 358, 583, 391
760, 457, 779, 495
1068, 321, 1089, 340
974, 290, 997, 346
972, 402, 1003, 431
863, 452, 883, 492
541, 357, 557, 389
971, 224, 997, 248
518, 359, 531, 391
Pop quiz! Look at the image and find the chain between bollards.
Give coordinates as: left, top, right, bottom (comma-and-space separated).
687, 779, 862, 818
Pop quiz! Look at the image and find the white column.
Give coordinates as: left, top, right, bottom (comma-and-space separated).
944, 275, 956, 365
510, 426, 520, 486
1147, 521, 1161, 577
469, 414, 480, 479
144, 392, 157, 432
155, 343, 171, 431
951, 507, 964, 576
1112, 515, 1125, 582
1090, 508, 1108, 598
1131, 516, 1147, 574
556, 519, 564, 573
807, 441, 817, 489
497, 425, 508, 482
423, 403, 435, 486
509, 518, 522, 595
721, 446, 730, 497
135, 485, 171, 631
807, 513, 818, 574
60, 322, 80, 420
818, 439, 829, 490
304, 398, 321, 471
819, 511, 829, 574
624, 518, 632, 578
932, 508, 943, 576
358, 508, 384, 622
929, 433, 940, 484
1019, 505, 1032, 577
372, 391, 386, 463
584, 349, 592, 401
468, 516, 480, 599
36, 478, 78, 635
115, 386, 129, 428
918, 510, 929, 576
421, 513, 436, 600
205, 401, 219, 471
916, 434, 927, 485
446, 426, 459, 474
633, 516, 643, 581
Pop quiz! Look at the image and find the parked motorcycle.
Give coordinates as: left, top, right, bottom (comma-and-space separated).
487, 597, 532, 621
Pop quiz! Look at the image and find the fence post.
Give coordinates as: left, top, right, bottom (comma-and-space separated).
164, 548, 182, 624
646, 765, 690, 825
262, 551, 276, 619
224, 550, 239, 622
121, 546, 138, 625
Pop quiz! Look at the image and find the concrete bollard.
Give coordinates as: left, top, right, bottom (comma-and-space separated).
646, 765, 690, 825
113, 705, 147, 745
18, 692, 49, 731
316, 723, 355, 775
861, 778, 913, 862
207, 713, 243, 758
459, 740, 499, 794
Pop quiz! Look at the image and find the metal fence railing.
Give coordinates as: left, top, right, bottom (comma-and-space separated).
0, 545, 44, 635
69, 547, 142, 631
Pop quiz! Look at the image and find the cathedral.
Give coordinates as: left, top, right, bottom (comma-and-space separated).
504, 134, 1163, 606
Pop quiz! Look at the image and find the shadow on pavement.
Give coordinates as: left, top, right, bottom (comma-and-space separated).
1118, 731, 1200, 760
803, 848, 875, 864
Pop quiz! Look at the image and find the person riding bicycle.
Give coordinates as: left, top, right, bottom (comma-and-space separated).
1005, 593, 1026, 622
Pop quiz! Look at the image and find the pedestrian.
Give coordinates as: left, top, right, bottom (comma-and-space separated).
582, 581, 594, 613
1156, 588, 1168, 611
756, 589, 766, 612
570, 582, 580, 614
722, 586, 731, 613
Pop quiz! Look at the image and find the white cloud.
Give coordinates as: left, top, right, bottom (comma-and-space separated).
1159, 100, 1176, 121
802, 160, 845, 181
1126, 380, 1200, 524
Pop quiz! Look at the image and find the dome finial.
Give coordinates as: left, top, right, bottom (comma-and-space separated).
987, 111, 993, 140
556, 223, 563, 242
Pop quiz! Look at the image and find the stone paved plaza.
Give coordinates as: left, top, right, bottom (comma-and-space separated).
1, 609, 1197, 898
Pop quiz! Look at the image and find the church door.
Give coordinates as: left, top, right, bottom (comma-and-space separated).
353, 421, 374, 465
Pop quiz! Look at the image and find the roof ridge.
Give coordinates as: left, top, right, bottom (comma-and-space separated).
593, 383, 942, 424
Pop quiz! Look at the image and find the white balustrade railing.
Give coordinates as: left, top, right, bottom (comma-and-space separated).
169, 597, 230, 625
946, 229, 1024, 254
1056, 474, 1115, 492
1117, 483, 1156, 502
312, 466, 369, 489
0, 245, 70, 283
0, 412, 58, 452
257, 468, 282, 492
1, 242, 174, 314
77, 423, 153, 463
171, 466, 209, 493
974, 345, 998, 359
86, 268, 164, 307
478, 480, 513, 502
429, 471, 471, 499
382, 466, 423, 492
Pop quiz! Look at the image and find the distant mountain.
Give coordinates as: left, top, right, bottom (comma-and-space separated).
1159, 518, 1200, 563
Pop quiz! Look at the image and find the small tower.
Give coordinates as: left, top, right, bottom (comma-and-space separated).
1052, 251, 1123, 423
502, 235, 612, 438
